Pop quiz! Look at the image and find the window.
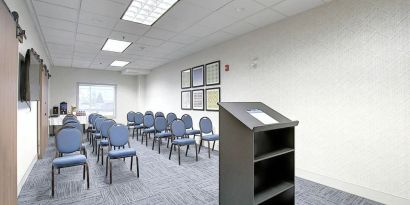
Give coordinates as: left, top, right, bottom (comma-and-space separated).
77, 83, 116, 117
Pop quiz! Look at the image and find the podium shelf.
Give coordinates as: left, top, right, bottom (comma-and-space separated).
254, 181, 294, 205
254, 148, 294, 163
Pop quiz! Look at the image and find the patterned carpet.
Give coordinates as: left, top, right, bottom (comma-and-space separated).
18, 132, 383, 205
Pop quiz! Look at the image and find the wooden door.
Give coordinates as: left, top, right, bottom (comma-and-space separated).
38, 65, 48, 158
0, 1, 18, 204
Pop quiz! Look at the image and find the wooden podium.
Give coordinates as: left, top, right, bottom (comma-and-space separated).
219, 102, 299, 205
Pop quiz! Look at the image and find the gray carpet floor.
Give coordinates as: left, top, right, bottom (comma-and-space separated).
18, 132, 383, 205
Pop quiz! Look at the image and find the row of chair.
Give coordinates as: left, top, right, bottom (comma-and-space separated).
126, 111, 220, 165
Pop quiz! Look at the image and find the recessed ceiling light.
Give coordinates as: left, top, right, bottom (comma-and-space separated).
121, 0, 179, 26
110, 60, 130, 67
102, 39, 132, 53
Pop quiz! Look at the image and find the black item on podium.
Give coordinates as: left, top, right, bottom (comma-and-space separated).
52, 106, 58, 115
218, 102, 298, 205
60, 102, 67, 114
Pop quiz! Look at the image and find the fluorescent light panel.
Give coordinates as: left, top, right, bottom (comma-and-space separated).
110, 60, 130, 67
102, 39, 132, 53
121, 0, 179, 26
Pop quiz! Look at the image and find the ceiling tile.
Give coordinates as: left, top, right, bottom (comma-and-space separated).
218, 0, 265, 19
106, 67, 125, 71
245, 8, 286, 28
33, 1, 78, 21
153, 16, 196, 33
137, 37, 165, 46
77, 24, 111, 37
76, 33, 106, 44
254, 0, 284, 7
114, 20, 151, 35
197, 11, 238, 31
272, 0, 324, 16
53, 58, 72, 67
81, 0, 128, 18
47, 42, 74, 53
35, 0, 81, 9
72, 60, 91, 68
157, 42, 185, 53
42, 27, 75, 45
185, 0, 233, 11
144, 28, 177, 40
79, 11, 118, 29
223, 21, 258, 36
183, 24, 219, 38
75, 41, 102, 53
110, 31, 140, 43
161, 1, 213, 24
38, 16, 76, 32
170, 33, 199, 44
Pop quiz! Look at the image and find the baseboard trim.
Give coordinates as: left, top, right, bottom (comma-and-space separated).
296, 168, 409, 205
17, 154, 37, 196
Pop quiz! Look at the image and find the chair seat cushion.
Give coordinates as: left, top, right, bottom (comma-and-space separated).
99, 139, 109, 146
93, 133, 101, 139
134, 124, 144, 129
186, 129, 200, 135
143, 127, 155, 133
155, 132, 172, 138
108, 148, 136, 159
173, 138, 196, 146
52, 155, 86, 168
202, 134, 219, 141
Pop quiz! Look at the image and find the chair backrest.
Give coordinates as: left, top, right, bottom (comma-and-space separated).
63, 118, 79, 125
145, 111, 153, 115
199, 117, 213, 134
134, 112, 144, 125
171, 119, 186, 138
108, 124, 129, 147
127, 111, 135, 122
154, 116, 167, 132
56, 127, 82, 154
155, 112, 164, 118
166, 113, 177, 125
88, 113, 96, 123
101, 119, 116, 138
181, 114, 193, 129
143, 114, 154, 128
95, 117, 105, 131
64, 122, 82, 133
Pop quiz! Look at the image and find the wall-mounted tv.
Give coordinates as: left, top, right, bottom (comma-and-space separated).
19, 49, 41, 102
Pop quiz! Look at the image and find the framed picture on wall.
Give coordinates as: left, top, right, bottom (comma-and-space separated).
181, 69, 191, 89
192, 65, 204, 87
206, 87, 220, 111
192, 89, 204, 110
181, 91, 191, 110
205, 61, 220, 86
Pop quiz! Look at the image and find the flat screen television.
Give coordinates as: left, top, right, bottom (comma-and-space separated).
19, 49, 41, 102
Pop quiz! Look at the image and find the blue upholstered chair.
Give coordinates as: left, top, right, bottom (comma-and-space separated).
64, 122, 87, 158
63, 118, 79, 125
155, 112, 164, 118
145, 111, 154, 116
97, 119, 116, 165
132, 112, 144, 140
169, 119, 198, 165
199, 117, 219, 158
87, 114, 100, 142
92, 117, 105, 153
141, 114, 155, 146
152, 116, 172, 154
106, 124, 139, 184
52, 127, 89, 197
181, 114, 200, 138
166, 113, 177, 128
127, 111, 135, 133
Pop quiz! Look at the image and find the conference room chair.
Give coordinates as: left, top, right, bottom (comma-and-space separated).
97, 119, 116, 165
152, 116, 172, 154
62, 117, 78, 125
199, 117, 220, 158
87, 113, 100, 142
145, 111, 154, 115
92, 117, 106, 153
51, 127, 89, 197
106, 124, 139, 184
64, 122, 87, 158
88, 114, 101, 142
155, 112, 164, 118
166, 112, 177, 147
132, 112, 144, 140
169, 119, 198, 165
181, 114, 200, 139
126, 111, 135, 133
141, 114, 155, 146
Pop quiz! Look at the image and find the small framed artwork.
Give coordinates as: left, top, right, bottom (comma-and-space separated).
205, 61, 220, 86
206, 87, 220, 111
181, 69, 191, 89
192, 65, 204, 87
181, 91, 191, 110
192, 89, 204, 111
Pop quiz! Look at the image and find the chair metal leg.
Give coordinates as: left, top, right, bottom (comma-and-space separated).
132, 128, 135, 139
51, 165, 55, 197
169, 144, 173, 160
105, 157, 109, 177
146, 133, 148, 146
152, 137, 155, 150
198, 140, 202, 154
212, 141, 216, 151
158, 138, 161, 154
195, 143, 198, 161
136, 156, 139, 178
186, 145, 189, 156
86, 163, 90, 189
97, 144, 100, 163
141, 133, 144, 144
109, 161, 112, 184
167, 137, 170, 148
178, 145, 181, 165
83, 164, 85, 180
208, 141, 211, 159
101, 148, 104, 165
130, 156, 133, 171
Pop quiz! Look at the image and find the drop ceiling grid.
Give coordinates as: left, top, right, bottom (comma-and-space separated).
29, 0, 332, 71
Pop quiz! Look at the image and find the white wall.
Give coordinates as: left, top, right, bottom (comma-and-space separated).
144, 0, 410, 204
50, 67, 141, 124
4, 0, 51, 195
